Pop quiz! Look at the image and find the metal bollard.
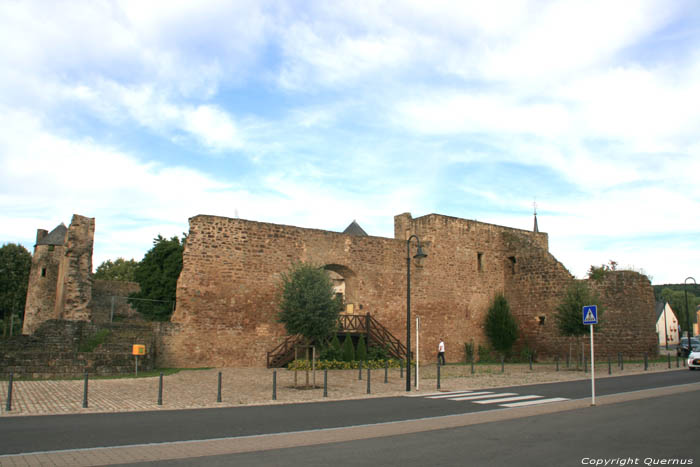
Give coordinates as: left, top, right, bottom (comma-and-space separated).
584, 355, 587, 373
471, 355, 474, 374
501, 355, 505, 373
621, 357, 624, 371
157, 373, 163, 406
367, 367, 371, 394
644, 353, 648, 371
529, 354, 533, 371
437, 362, 441, 390
618, 352, 622, 369
359, 361, 362, 380
217, 371, 222, 403
323, 369, 328, 398
272, 370, 277, 400
668, 354, 671, 369
555, 356, 559, 372
608, 356, 611, 375
83, 371, 89, 408
400, 360, 404, 378
676, 355, 679, 368
384, 360, 388, 384
5, 373, 13, 412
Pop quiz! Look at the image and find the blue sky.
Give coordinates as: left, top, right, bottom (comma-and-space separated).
1, 0, 699, 285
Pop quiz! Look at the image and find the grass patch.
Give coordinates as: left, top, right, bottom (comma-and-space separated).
78, 329, 111, 352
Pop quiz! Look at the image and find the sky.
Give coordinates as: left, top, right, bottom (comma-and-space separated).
1, 0, 699, 285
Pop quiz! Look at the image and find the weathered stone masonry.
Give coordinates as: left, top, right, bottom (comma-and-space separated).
159, 212, 657, 367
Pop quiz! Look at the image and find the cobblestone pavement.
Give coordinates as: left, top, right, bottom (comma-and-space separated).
0, 359, 684, 417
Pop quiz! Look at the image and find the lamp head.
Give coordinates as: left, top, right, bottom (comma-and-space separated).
414, 244, 427, 260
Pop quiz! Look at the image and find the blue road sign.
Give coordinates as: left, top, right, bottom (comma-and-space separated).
583, 305, 598, 325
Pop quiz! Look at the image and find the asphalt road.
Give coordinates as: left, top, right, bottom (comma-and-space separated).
118, 388, 700, 467
1, 370, 698, 457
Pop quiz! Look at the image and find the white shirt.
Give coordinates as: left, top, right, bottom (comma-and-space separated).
438, 341, 445, 352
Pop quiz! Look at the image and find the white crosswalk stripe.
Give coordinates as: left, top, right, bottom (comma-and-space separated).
415, 390, 569, 407
473, 395, 542, 404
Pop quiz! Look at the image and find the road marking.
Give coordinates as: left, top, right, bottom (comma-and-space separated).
426, 391, 476, 399
473, 395, 543, 404
406, 390, 473, 397
451, 392, 517, 401
499, 397, 569, 408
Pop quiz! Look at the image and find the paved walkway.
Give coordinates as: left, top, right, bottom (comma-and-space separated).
0, 358, 686, 417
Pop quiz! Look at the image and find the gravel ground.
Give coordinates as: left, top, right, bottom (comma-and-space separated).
0, 358, 685, 416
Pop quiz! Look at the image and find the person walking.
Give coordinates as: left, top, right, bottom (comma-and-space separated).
438, 338, 445, 365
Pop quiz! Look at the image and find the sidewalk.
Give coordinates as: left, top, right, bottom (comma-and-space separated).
1, 360, 686, 417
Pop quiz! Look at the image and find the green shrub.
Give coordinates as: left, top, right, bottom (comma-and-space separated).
287, 358, 402, 371
319, 337, 342, 361
368, 344, 389, 360
356, 335, 367, 361
341, 333, 355, 362
78, 329, 111, 353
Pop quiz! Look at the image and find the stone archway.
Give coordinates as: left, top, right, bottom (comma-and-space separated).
323, 264, 359, 314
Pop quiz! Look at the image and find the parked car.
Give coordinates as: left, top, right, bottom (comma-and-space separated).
676, 337, 700, 357
688, 350, 700, 370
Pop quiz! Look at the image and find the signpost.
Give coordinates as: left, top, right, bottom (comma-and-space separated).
132, 345, 146, 376
583, 305, 598, 406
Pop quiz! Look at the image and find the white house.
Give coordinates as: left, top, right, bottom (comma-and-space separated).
656, 302, 680, 346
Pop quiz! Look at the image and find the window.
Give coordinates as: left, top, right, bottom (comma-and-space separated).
41, 268, 47, 277
508, 256, 516, 274
477, 252, 483, 272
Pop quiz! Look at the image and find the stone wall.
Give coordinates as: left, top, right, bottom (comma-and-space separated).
60, 215, 94, 322
1, 320, 156, 379
91, 280, 141, 324
23, 215, 95, 334
158, 211, 656, 368
23, 236, 65, 334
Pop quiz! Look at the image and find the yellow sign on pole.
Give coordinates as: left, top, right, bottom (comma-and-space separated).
132, 345, 146, 356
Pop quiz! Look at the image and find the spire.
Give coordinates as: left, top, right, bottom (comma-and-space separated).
533, 202, 539, 233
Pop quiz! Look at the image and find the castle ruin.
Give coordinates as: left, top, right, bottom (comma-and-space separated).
21, 212, 658, 368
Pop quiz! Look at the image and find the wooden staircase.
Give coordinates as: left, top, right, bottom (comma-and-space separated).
266, 313, 407, 368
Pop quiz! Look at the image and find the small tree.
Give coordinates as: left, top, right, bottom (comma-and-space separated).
484, 294, 519, 359
341, 333, 355, 362
0, 243, 32, 335
356, 335, 368, 361
129, 235, 184, 321
94, 258, 138, 281
278, 262, 343, 344
555, 281, 603, 365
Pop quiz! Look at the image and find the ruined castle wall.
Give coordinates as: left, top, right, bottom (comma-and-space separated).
59, 215, 94, 322
22, 215, 95, 335
91, 280, 140, 323
23, 243, 65, 334
163, 215, 409, 367
394, 214, 552, 362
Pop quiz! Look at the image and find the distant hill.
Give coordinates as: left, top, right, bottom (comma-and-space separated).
653, 283, 700, 301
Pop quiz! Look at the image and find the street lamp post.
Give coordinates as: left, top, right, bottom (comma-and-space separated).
406, 235, 427, 391
684, 277, 697, 354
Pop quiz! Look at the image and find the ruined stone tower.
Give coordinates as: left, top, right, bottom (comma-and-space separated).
23, 214, 95, 334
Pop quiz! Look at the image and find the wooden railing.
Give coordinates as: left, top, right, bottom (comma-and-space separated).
266, 334, 306, 368
267, 313, 409, 367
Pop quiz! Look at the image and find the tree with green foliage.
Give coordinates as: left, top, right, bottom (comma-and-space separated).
94, 258, 138, 281
555, 282, 603, 337
555, 281, 603, 365
0, 243, 32, 336
341, 333, 355, 362
128, 235, 184, 321
356, 334, 368, 361
484, 294, 519, 358
278, 262, 343, 344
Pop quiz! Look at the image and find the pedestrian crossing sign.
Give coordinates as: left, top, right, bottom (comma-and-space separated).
582, 305, 598, 325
